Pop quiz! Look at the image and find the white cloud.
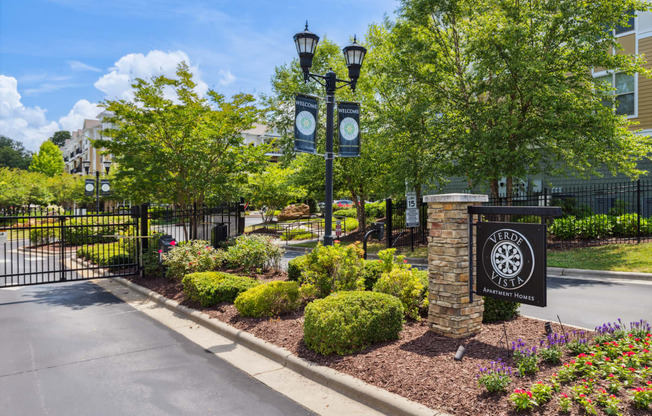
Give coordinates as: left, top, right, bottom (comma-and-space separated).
58, 100, 102, 132
218, 69, 236, 86
68, 60, 102, 72
94, 50, 208, 101
0, 75, 58, 151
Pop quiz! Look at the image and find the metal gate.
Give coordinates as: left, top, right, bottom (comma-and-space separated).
0, 207, 140, 287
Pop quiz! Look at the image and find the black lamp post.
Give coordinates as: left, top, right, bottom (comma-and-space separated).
293, 23, 367, 246
83, 159, 112, 212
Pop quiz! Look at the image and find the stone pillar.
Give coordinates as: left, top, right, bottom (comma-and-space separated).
424, 193, 488, 338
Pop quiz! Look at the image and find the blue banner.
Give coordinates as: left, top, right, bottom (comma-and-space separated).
294, 94, 318, 154
338, 101, 360, 157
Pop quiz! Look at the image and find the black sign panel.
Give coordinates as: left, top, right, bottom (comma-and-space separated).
338, 101, 360, 157
100, 179, 111, 196
84, 179, 95, 196
294, 94, 318, 154
476, 222, 546, 307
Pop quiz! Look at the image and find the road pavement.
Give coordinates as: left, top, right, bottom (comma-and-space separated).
0, 281, 315, 416
520, 274, 652, 330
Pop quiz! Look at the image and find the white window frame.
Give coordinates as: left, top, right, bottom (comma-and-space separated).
592, 70, 638, 119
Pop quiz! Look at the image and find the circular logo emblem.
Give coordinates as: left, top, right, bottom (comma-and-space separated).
339, 117, 359, 141
481, 229, 535, 290
101, 183, 110, 192
296, 111, 316, 136
85, 183, 94, 192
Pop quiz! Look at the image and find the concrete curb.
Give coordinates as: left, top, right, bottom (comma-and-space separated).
548, 267, 652, 281
112, 276, 442, 416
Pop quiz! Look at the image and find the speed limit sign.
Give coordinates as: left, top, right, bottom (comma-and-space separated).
406, 191, 417, 209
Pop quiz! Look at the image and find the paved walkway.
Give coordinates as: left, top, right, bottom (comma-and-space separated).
0, 281, 317, 416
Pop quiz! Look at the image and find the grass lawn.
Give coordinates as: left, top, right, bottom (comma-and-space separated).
547, 242, 652, 273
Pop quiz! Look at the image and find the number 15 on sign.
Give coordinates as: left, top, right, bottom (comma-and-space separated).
406, 191, 417, 209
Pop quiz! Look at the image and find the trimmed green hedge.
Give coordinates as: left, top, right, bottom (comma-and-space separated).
482, 297, 520, 323
61, 216, 134, 245
76, 241, 136, 266
234, 281, 301, 318
287, 255, 309, 282
303, 291, 404, 355
182, 272, 259, 307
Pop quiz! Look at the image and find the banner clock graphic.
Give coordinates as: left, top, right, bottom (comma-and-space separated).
296, 111, 316, 136
339, 117, 359, 141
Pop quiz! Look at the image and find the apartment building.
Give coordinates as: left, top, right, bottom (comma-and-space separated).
61, 118, 111, 175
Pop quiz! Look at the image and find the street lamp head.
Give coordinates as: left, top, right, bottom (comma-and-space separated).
82, 160, 91, 175
294, 22, 319, 82
342, 36, 367, 91
103, 159, 112, 174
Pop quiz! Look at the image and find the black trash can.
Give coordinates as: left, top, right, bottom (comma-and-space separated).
211, 223, 228, 248
158, 234, 176, 263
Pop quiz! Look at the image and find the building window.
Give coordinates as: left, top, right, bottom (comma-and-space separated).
595, 72, 635, 116
615, 12, 635, 35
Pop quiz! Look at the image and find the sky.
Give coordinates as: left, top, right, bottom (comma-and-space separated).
0, 0, 399, 151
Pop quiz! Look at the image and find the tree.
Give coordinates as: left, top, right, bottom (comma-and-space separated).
95, 62, 268, 210
394, 0, 652, 200
0, 168, 52, 208
246, 163, 305, 223
49, 131, 71, 148
29, 141, 64, 177
0, 136, 32, 170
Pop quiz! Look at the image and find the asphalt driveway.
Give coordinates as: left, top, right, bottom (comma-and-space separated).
0, 281, 314, 416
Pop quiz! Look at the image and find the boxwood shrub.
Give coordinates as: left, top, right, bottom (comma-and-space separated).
182, 271, 259, 307
287, 254, 309, 281
303, 291, 404, 355
482, 296, 520, 323
234, 281, 301, 318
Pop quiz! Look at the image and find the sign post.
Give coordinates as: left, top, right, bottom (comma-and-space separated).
405, 191, 419, 228
0, 230, 7, 244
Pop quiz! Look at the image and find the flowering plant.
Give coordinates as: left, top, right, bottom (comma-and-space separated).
511, 339, 539, 376
530, 381, 553, 405
477, 360, 513, 393
558, 393, 572, 413
630, 386, 652, 409
539, 332, 567, 364
162, 240, 226, 280
510, 388, 536, 411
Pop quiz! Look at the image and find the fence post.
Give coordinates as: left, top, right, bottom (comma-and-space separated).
637, 179, 641, 244
385, 198, 393, 249
238, 197, 245, 235
140, 203, 149, 252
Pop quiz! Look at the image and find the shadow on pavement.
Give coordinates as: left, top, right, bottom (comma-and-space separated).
13, 280, 123, 311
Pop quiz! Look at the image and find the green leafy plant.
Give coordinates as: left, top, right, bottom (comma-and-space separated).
226, 234, 284, 270
511, 339, 539, 376
476, 360, 513, 393
162, 240, 225, 280
182, 271, 259, 307
303, 291, 404, 355
76, 240, 136, 266
373, 266, 428, 320
510, 388, 536, 411
631, 386, 652, 410
530, 381, 553, 405
558, 393, 572, 413
234, 281, 302, 318
300, 242, 365, 297
482, 296, 520, 323
287, 254, 309, 282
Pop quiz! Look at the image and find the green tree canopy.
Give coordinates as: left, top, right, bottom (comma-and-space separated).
49, 131, 71, 148
245, 163, 305, 223
95, 62, 268, 206
0, 136, 32, 170
393, 0, 652, 198
29, 140, 64, 177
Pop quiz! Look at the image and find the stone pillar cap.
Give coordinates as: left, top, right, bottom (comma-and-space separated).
423, 193, 489, 203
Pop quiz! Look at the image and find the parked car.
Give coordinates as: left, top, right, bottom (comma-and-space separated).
334, 200, 354, 208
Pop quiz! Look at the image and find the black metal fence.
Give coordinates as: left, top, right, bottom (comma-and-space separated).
486, 179, 652, 248
384, 198, 429, 251
0, 201, 243, 287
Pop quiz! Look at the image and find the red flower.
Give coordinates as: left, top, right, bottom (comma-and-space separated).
170, 240, 176, 246
526, 391, 532, 398
586, 361, 592, 366
403, 259, 408, 263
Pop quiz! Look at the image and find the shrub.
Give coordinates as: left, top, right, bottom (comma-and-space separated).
183, 272, 259, 307
280, 230, 315, 241
319, 217, 359, 232
29, 224, 59, 245
303, 291, 404, 355
234, 281, 301, 318
162, 240, 225, 281
60, 216, 134, 245
483, 296, 520, 323
76, 240, 136, 266
365, 200, 385, 220
300, 243, 365, 297
333, 208, 357, 218
142, 232, 164, 278
226, 234, 284, 270
373, 267, 428, 320
287, 255, 309, 281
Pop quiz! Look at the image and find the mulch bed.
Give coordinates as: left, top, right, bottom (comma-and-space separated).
126, 272, 649, 416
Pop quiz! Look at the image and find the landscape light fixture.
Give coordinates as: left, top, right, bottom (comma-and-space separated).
454, 345, 466, 361
293, 22, 367, 245
544, 321, 553, 336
